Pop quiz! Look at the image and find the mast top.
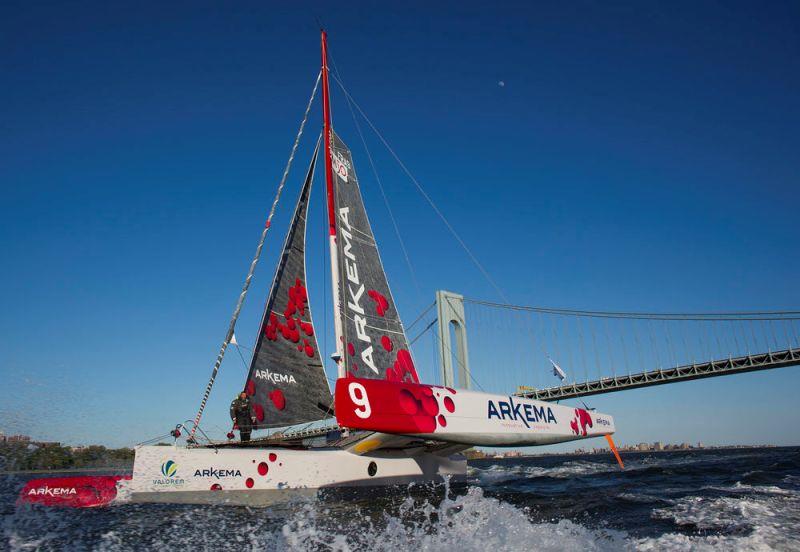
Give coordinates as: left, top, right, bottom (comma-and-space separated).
321, 29, 335, 236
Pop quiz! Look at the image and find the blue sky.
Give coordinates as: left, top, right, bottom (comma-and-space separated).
1, 1, 798, 450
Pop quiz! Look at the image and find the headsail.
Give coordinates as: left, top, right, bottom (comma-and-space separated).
330, 130, 420, 383
244, 138, 332, 428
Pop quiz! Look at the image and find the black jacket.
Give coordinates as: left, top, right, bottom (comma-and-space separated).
230, 396, 253, 430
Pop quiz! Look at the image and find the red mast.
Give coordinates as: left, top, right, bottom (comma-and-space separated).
321, 30, 346, 377
321, 30, 336, 236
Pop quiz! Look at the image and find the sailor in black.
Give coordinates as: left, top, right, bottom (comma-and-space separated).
230, 392, 254, 442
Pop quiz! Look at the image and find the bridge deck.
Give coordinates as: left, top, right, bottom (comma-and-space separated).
516, 348, 800, 401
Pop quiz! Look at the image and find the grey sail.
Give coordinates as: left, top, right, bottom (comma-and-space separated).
330, 129, 420, 383
244, 138, 332, 428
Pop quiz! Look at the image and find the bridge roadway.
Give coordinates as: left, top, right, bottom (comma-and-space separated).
516, 347, 800, 402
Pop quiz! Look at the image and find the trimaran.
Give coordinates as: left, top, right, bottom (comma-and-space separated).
21, 32, 620, 508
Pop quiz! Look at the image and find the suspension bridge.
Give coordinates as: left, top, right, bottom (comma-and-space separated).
409, 291, 800, 402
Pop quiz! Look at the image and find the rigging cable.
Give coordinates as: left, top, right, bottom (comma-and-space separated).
190, 71, 322, 438
329, 72, 509, 303
328, 53, 424, 303
462, 298, 800, 320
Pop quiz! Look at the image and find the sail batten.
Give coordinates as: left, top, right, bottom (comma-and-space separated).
243, 137, 332, 428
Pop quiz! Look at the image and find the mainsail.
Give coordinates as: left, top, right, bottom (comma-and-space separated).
330, 130, 420, 383
243, 139, 332, 428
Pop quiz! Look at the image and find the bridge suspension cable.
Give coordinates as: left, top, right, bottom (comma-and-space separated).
407, 295, 800, 399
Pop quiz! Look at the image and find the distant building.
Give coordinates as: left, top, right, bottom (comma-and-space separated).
654, 442, 664, 451
7, 435, 30, 443
637, 443, 650, 451
464, 449, 486, 460
680, 442, 690, 450
697, 442, 704, 449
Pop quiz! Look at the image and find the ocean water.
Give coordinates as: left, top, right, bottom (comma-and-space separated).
2, 447, 799, 551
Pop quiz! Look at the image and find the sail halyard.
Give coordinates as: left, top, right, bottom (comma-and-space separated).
321, 29, 346, 379
242, 136, 333, 429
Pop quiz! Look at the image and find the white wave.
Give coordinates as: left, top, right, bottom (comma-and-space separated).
5, 478, 800, 551
280, 486, 627, 551
702, 481, 795, 496
652, 496, 777, 531
633, 527, 795, 552
471, 452, 742, 485
471, 460, 619, 483
647, 485, 800, 551
616, 492, 673, 505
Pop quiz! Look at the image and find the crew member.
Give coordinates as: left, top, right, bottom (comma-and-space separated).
230, 391, 255, 442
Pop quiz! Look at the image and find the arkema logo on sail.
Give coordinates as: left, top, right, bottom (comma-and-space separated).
488, 397, 557, 428
194, 468, 243, 479
254, 368, 297, 385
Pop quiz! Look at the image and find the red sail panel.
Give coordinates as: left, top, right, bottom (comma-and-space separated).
330, 130, 419, 383
244, 141, 332, 428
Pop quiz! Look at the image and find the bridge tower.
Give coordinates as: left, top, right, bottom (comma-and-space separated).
436, 290, 471, 389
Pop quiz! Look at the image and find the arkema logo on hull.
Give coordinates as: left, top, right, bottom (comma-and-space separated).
194, 468, 243, 479
488, 397, 557, 428
28, 487, 77, 497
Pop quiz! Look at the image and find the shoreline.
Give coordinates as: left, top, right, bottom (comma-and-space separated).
0, 466, 132, 475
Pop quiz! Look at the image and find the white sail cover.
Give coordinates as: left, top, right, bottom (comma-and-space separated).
330, 130, 420, 383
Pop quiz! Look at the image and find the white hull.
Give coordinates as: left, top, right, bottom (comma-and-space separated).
129, 444, 465, 505
336, 379, 616, 447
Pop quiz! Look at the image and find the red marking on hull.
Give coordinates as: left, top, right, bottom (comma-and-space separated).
253, 403, 265, 422
258, 462, 269, 476
570, 408, 594, 436
210, 483, 222, 491
399, 389, 418, 414
269, 453, 278, 462
380, 335, 393, 352
246, 477, 254, 488
245, 380, 256, 396
20, 475, 130, 508
335, 379, 457, 435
